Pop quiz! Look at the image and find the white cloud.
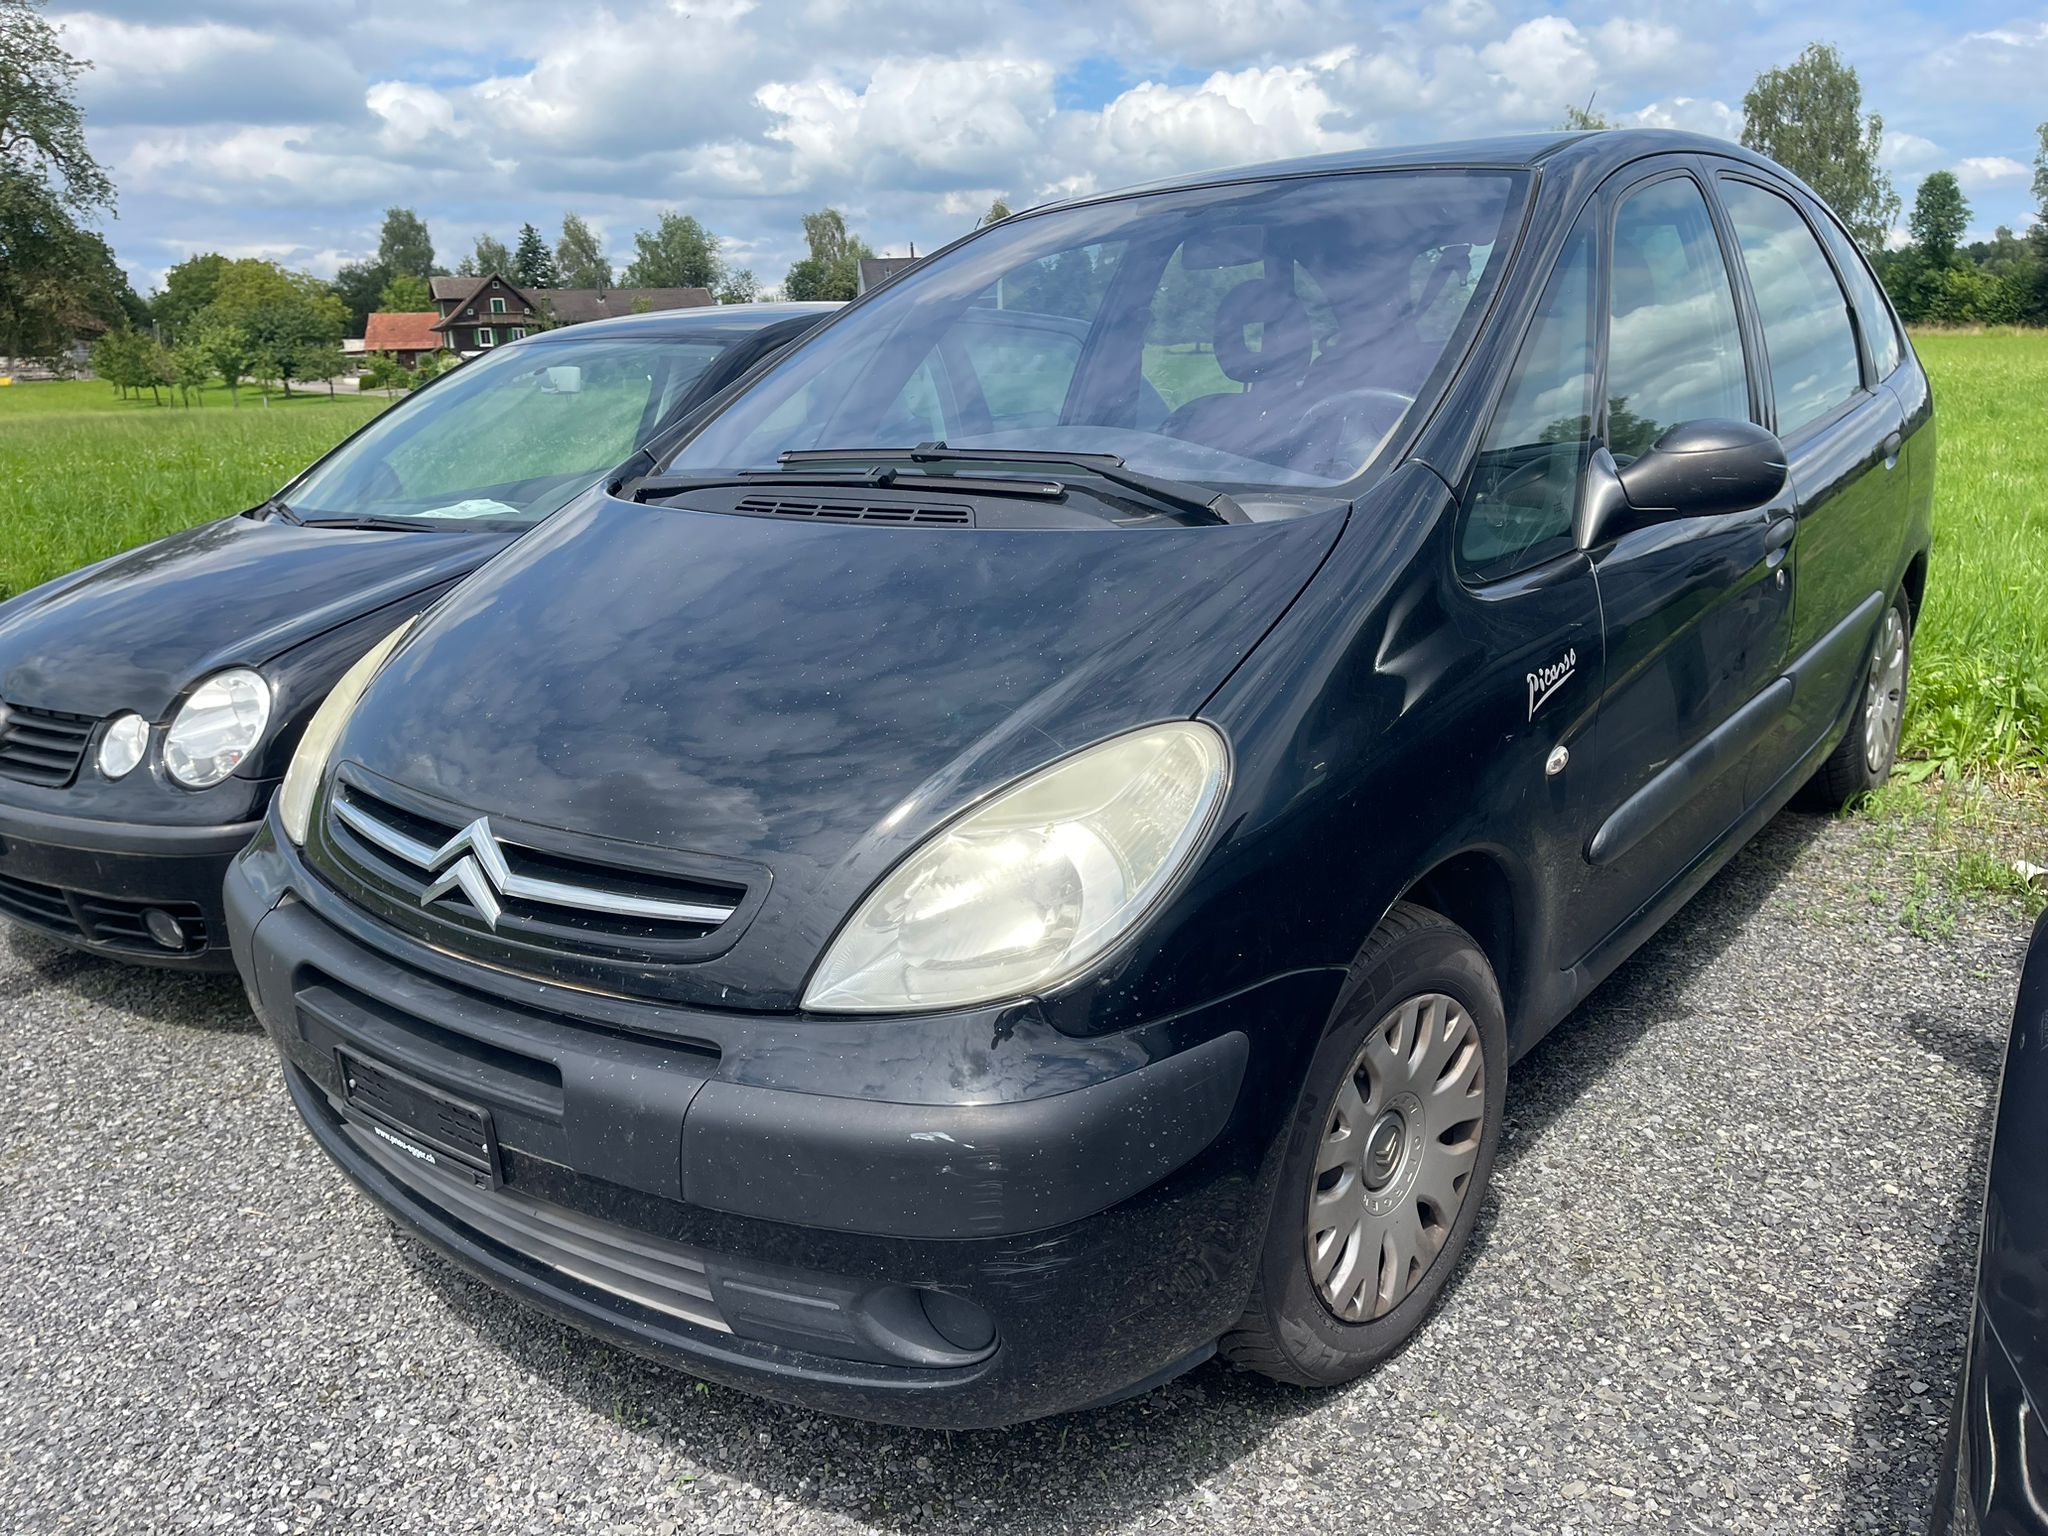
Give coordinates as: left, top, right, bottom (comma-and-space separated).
1422, 0, 1495, 38
366, 81, 464, 152
1881, 131, 1944, 172
1626, 97, 1742, 141
1071, 62, 1370, 190
1954, 155, 2030, 187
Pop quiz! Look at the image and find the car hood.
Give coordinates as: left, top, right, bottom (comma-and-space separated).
0, 514, 516, 720
336, 492, 1344, 1006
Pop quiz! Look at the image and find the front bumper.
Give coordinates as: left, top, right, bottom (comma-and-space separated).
227, 827, 1336, 1427
0, 796, 260, 968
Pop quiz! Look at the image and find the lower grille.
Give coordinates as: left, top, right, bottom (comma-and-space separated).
343, 1111, 728, 1332
0, 702, 97, 788
0, 871, 208, 953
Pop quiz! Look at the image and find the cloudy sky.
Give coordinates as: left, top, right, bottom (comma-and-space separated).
52, 0, 2048, 300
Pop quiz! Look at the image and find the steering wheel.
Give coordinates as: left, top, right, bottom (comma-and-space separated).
1291, 386, 1415, 478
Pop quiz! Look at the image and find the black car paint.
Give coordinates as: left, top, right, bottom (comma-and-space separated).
1932, 909, 2048, 1534
228, 131, 1936, 1424
0, 305, 830, 968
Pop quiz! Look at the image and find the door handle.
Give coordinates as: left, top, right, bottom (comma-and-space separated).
1765, 516, 1796, 557
1883, 431, 1902, 469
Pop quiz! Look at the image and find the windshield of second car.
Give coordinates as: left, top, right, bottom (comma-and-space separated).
669, 169, 1521, 490
285, 336, 732, 525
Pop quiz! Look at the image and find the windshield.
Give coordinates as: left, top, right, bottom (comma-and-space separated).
286, 335, 736, 525
670, 169, 1521, 491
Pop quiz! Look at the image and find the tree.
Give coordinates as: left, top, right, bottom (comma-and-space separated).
620, 210, 722, 289
556, 213, 611, 289
1741, 43, 1900, 252
294, 340, 348, 397
207, 258, 347, 398
151, 252, 228, 343
187, 310, 254, 405
455, 232, 513, 277
783, 208, 873, 302
0, 0, 113, 210
1909, 171, 1968, 269
716, 268, 758, 305
0, 0, 131, 362
376, 207, 434, 282
1560, 101, 1613, 131
981, 198, 1014, 227
169, 337, 210, 406
513, 223, 559, 288
376, 272, 433, 311
329, 258, 388, 335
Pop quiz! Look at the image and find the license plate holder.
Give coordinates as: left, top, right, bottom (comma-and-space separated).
337, 1048, 501, 1190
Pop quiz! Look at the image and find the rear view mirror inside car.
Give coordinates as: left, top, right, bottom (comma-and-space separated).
541, 365, 584, 395
1182, 224, 1266, 269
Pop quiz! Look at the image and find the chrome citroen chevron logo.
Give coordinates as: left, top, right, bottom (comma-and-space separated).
418, 816, 510, 929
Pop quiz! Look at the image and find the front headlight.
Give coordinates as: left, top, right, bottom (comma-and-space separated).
276, 622, 413, 845
163, 668, 272, 788
803, 721, 1228, 1014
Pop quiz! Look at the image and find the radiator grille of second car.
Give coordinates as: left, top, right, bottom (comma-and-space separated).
0, 701, 98, 788
318, 774, 747, 967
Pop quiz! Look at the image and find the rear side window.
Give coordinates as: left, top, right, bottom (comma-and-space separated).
1718, 180, 1864, 435
1461, 223, 1596, 580
1605, 177, 1751, 461
1813, 211, 1902, 379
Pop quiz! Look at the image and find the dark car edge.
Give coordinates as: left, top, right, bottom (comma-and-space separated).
224, 129, 1935, 1427
1932, 909, 2048, 1534
0, 303, 833, 970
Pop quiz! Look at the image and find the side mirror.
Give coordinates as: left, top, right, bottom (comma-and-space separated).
1574, 419, 1788, 549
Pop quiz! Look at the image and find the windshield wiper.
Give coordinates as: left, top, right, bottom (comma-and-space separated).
778, 444, 1249, 526
298, 515, 465, 533
255, 498, 303, 525
623, 467, 1067, 504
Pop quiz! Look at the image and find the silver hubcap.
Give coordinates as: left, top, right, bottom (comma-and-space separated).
1862, 607, 1907, 775
1305, 993, 1485, 1322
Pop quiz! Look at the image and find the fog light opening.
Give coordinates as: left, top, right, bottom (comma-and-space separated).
142, 907, 190, 950
914, 1287, 997, 1355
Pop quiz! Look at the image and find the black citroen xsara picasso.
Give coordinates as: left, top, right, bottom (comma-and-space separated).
227, 131, 1933, 1426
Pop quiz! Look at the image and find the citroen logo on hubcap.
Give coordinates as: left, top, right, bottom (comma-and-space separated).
1362, 1112, 1408, 1191
418, 815, 511, 929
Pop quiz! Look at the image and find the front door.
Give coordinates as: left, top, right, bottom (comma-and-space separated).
1563, 165, 1794, 966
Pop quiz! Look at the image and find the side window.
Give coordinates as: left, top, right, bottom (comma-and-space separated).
1460, 223, 1596, 580
1605, 177, 1751, 462
955, 319, 1082, 430
1814, 208, 1902, 380
1718, 179, 1864, 435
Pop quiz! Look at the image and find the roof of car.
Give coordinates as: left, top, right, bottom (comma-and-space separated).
1051, 129, 1788, 207
512, 301, 840, 345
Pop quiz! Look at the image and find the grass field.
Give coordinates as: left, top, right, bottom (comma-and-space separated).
1900, 330, 2048, 778
0, 380, 384, 600
1, 339, 2043, 775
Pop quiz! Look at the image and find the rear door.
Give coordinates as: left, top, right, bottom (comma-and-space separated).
1563, 161, 1795, 966
1712, 170, 1907, 782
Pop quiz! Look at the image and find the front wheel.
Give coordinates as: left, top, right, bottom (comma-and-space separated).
1796, 589, 1912, 811
1222, 902, 1506, 1387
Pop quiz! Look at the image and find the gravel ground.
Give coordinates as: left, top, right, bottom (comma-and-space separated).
0, 800, 2037, 1535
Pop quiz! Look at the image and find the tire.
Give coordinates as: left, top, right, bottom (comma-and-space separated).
1795, 588, 1913, 812
1221, 901, 1507, 1387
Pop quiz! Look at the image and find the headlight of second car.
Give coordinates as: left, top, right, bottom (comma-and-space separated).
163, 668, 272, 788
803, 721, 1228, 1014
276, 622, 414, 845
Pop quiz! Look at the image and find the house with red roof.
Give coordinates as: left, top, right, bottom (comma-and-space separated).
362, 311, 444, 368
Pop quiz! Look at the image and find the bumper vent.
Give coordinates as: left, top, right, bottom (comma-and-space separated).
0, 871, 207, 953
317, 770, 752, 970
732, 494, 973, 527
0, 701, 98, 788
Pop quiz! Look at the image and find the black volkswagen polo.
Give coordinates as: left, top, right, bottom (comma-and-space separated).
0, 303, 830, 967
227, 130, 1933, 1426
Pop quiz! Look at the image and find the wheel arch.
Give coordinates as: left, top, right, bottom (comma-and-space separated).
1395, 845, 1535, 1037
1900, 545, 1929, 627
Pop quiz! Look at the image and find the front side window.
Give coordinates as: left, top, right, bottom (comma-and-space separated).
285, 337, 729, 527
1605, 177, 1751, 462
1718, 179, 1863, 436
1461, 222, 1597, 580
669, 170, 1523, 490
